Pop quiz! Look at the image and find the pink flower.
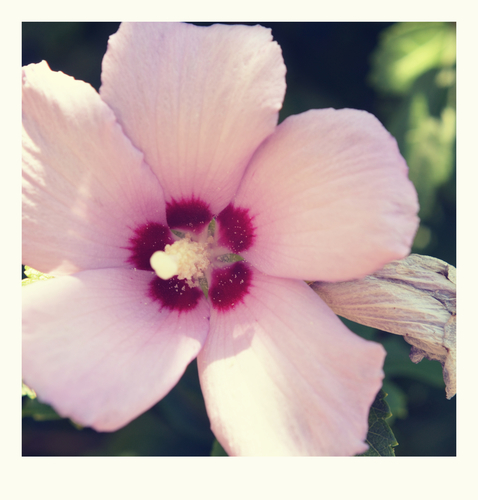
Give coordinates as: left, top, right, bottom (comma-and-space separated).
22, 22, 419, 456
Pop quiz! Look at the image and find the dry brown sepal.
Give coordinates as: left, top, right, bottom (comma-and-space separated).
311, 254, 456, 398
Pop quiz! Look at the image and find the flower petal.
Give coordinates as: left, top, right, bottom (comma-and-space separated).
22, 268, 210, 431
234, 109, 420, 281
197, 269, 385, 456
100, 22, 286, 215
22, 61, 168, 276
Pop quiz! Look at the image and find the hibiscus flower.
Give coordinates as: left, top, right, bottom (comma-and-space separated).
22, 22, 419, 456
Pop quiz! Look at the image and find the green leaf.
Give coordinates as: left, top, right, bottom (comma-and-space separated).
210, 439, 228, 456
22, 382, 37, 399
369, 22, 456, 95
381, 380, 408, 423
404, 90, 455, 220
22, 266, 55, 286
369, 22, 456, 223
358, 389, 398, 456
382, 335, 445, 389
22, 397, 62, 421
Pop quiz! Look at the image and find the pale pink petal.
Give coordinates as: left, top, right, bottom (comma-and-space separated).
233, 109, 419, 282
23, 61, 168, 276
197, 269, 385, 456
22, 268, 210, 431
100, 22, 286, 215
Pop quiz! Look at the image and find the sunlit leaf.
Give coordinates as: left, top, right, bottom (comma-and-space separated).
369, 22, 456, 224
22, 266, 55, 286
370, 22, 456, 95
405, 93, 456, 219
22, 382, 37, 399
358, 389, 398, 456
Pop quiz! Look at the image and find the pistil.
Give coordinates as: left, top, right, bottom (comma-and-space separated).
150, 234, 211, 286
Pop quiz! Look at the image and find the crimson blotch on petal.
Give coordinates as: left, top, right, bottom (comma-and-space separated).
149, 276, 204, 312
216, 203, 256, 253
209, 262, 252, 311
127, 222, 174, 271
166, 197, 213, 232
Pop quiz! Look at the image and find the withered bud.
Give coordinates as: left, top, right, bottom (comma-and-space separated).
310, 254, 456, 398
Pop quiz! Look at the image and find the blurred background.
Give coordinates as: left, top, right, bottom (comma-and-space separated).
22, 22, 456, 456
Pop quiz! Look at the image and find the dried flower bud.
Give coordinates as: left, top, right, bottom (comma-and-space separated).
311, 254, 456, 398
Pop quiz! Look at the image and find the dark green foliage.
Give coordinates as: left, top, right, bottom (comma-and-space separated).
22, 397, 62, 421
210, 440, 228, 456
358, 390, 398, 457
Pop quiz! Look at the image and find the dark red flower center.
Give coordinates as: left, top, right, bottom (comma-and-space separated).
127, 198, 255, 313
